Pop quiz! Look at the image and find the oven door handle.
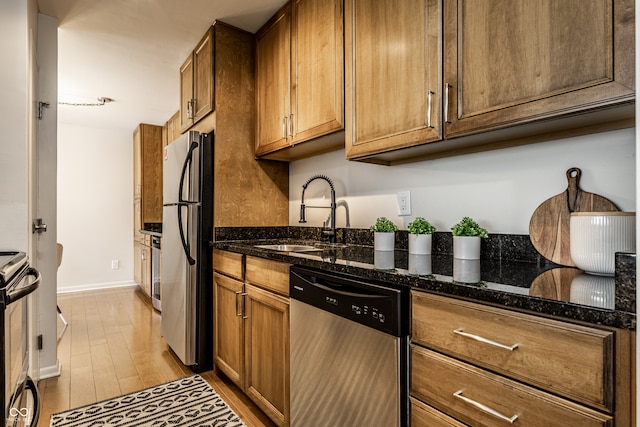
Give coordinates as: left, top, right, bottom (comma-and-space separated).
6, 267, 41, 305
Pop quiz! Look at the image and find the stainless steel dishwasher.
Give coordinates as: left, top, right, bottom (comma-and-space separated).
290, 266, 409, 427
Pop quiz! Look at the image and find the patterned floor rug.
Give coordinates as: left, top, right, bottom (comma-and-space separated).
50, 374, 246, 427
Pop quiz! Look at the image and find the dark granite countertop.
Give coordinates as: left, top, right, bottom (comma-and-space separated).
141, 222, 162, 237
213, 227, 636, 330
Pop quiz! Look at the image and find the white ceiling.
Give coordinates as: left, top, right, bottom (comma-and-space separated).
37, 0, 287, 133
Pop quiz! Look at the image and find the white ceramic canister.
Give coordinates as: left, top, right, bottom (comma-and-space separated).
453, 236, 481, 260
569, 212, 635, 276
374, 232, 395, 251
408, 233, 432, 255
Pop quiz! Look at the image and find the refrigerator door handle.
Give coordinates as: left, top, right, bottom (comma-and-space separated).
178, 140, 199, 204
177, 140, 199, 266
177, 204, 196, 266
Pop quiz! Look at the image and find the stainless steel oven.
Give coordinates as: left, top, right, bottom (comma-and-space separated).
1, 252, 41, 427
151, 236, 161, 311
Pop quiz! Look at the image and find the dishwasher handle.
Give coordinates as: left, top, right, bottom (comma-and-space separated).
291, 270, 389, 300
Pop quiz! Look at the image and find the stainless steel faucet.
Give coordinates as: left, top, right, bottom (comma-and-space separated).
299, 175, 336, 244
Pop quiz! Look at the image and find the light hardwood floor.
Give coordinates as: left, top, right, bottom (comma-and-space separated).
37, 286, 275, 427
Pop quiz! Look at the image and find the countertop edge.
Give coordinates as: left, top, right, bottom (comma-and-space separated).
213, 241, 636, 331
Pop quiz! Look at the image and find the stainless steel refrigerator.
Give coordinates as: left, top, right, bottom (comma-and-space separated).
161, 130, 213, 373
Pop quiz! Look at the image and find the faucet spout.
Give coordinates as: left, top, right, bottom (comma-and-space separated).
299, 175, 336, 244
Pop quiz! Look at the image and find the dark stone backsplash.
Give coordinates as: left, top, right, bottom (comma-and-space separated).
216, 226, 553, 265
615, 252, 637, 313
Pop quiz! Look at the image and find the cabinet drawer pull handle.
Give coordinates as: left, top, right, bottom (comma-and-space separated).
444, 83, 452, 124
235, 291, 242, 317
427, 90, 434, 128
453, 328, 519, 351
453, 390, 518, 424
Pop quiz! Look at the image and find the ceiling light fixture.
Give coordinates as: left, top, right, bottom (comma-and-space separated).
58, 97, 114, 107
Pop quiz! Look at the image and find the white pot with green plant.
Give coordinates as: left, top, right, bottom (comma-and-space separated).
451, 216, 488, 260
371, 217, 398, 251
408, 217, 436, 255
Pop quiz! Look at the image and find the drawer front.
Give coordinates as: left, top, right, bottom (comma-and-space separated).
411, 345, 613, 427
245, 256, 290, 296
411, 397, 467, 427
411, 292, 614, 411
213, 250, 244, 280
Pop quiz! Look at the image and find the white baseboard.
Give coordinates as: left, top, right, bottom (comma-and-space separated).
39, 359, 62, 380
57, 281, 137, 294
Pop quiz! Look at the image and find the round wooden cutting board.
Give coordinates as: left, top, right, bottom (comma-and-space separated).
529, 168, 619, 267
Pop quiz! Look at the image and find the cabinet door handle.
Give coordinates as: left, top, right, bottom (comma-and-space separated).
141, 249, 146, 261
444, 83, 452, 124
282, 116, 288, 139
235, 291, 242, 317
187, 99, 194, 119
241, 292, 248, 319
453, 328, 519, 351
453, 390, 518, 424
427, 90, 435, 128
289, 114, 294, 138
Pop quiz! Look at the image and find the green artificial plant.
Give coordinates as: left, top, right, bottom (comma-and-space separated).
451, 216, 488, 238
370, 217, 398, 233
408, 217, 436, 235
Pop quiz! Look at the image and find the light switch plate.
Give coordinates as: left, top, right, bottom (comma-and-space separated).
397, 191, 411, 216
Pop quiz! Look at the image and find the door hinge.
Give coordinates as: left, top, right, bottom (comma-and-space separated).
37, 334, 43, 350
37, 101, 50, 120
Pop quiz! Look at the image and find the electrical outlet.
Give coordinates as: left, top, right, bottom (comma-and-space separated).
397, 191, 411, 216
111, 259, 119, 270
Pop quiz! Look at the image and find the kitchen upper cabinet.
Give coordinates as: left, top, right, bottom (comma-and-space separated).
164, 111, 180, 148
346, 0, 635, 164
255, 0, 344, 160
345, 0, 442, 160
256, 5, 291, 156
180, 27, 213, 132
133, 123, 163, 227
443, 0, 635, 139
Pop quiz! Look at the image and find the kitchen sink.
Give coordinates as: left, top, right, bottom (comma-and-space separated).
254, 244, 323, 253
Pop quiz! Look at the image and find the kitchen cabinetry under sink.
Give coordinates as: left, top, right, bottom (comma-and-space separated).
214, 250, 291, 427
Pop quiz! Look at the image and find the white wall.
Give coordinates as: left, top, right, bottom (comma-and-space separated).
57, 123, 134, 292
290, 128, 636, 235
0, 1, 30, 251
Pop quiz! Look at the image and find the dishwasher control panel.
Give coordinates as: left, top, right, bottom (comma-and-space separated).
290, 266, 408, 336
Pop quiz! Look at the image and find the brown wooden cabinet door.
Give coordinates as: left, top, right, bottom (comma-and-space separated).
213, 273, 244, 388
244, 284, 289, 427
133, 241, 142, 287
179, 54, 194, 132
256, 5, 291, 157
141, 244, 151, 296
443, 0, 635, 138
193, 28, 214, 123
345, 0, 442, 160
290, 0, 344, 144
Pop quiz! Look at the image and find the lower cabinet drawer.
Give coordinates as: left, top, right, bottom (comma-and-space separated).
411, 345, 613, 427
411, 397, 467, 427
411, 292, 614, 412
